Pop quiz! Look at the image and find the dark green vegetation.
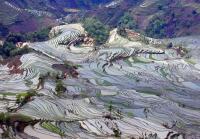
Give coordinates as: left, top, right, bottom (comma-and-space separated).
145, 17, 166, 38
117, 12, 138, 37
118, 12, 137, 30
108, 101, 113, 116
113, 128, 121, 137
41, 122, 65, 137
4, 27, 51, 42
0, 112, 36, 138
0, 43, 33, 58
25, 27, 51, 42
81, 0, 200, 38
16, 90, 37, 106
0, 113, 33, 124
55, 80, 66, 96
0, 27, 51, 58
83, 18, 110, 45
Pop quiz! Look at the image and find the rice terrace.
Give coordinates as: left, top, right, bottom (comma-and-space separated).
0, 0, 200, 139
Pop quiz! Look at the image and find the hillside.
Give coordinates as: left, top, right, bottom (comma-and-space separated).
81, 0, 200, 38
0, 0, 112, 38
1, 0, 200, 39
0, 23, 199, 138
0, 2, 200, 138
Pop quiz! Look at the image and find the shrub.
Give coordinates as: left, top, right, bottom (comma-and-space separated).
108, 101, 113, 115
113, 128, 121, 137
166, 42, 173, 49
118, 12, 137, 30
7, 33, 26, 43
10, 47, 33, 57
0, 41, 16, 57
16, 90, 36, 105
41, 122, 65, 137
26, 27, 51, 42
117, 27, 127, 37
83, 18, 110, 45
0, 113, 7, 123
0, 113, 33, 125
55, 80, 66, 96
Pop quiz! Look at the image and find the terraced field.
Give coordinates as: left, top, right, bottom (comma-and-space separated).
0, 23, 200, 139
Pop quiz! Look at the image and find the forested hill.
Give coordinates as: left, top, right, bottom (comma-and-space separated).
1, 0, 200, 39
82, 0, 200, 38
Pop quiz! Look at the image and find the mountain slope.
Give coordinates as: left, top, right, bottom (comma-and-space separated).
1, 0, 200, 39
0, 23, 199, 138
81, 0, 200, 38
0, 0, 112, 37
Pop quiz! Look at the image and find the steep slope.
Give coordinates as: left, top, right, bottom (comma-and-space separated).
0, 23, 199, 138
81, 0, 200, 38
0, 0, 113, 37
1, 0, 200, 38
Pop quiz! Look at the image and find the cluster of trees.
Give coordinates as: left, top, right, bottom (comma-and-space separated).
82, 14, 137, 45
117, 12, 137, 37
82, 18, 110, 45
118, 12, 137, 30
0, 36, 32, 58
0, 41, 16, 57
25, 27, 51, 42
145, 17, 167, 38
0, 27, 51, 58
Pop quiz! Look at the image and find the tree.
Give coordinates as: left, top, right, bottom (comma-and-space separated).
166, 42, 173, 49
0, 27, 50, 58
108, 101, 113, 116
0, 41, 16, 57
117, 27, 127, 37
55, 80, 66, 96
27, 27, 51, 42
145, 17, 166, 38
10, 47, 32, 57
113, 128, 121, 137
6, 33, 26, 43
83, 18, 110, 45
118, 12, 137, 30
